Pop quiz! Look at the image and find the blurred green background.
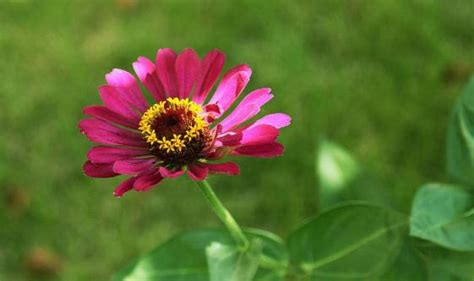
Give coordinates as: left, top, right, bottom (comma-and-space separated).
0, 0, 472, 280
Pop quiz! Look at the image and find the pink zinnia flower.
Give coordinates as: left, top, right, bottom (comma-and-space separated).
79, 48, 291, 197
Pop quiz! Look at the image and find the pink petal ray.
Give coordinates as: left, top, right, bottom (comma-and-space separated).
113, 159, 155, 175
218, 105, 259, 133
188, 164, 209, 181
175, 48, 200, 99
156, 48, 178, 98
83, 105, 138, 128
239, 125, 279, 145
193, 49, 225, 104
218, 88, 273, 132
133, 56, 166, 102
217, 132, 243, 147
204, 162, 240, 175
248, 113, 292, 129
83, 161, 118, 178
99, 85, 142, 122
207, 64, 252, 116
232, 142, 284, 158
134, 169, 163, 191
87, 146, 149, 164
113, 177, 136, 197
105, 69, 149, 112
79, 118, 146, 147
159, 166, 186, 178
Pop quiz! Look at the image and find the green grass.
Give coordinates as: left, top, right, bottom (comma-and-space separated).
0, 0, 472, 280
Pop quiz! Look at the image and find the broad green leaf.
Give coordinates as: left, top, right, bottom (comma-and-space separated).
288, 203, 407, 280
113, 228, 288, 281
447, 76, 474, 187
417, 243, 474, 280
409, 183, 474, 251
376, 238, 427, 281
428, 251, 474, 280
316, 140, 392, 210
206, 239, 261, 281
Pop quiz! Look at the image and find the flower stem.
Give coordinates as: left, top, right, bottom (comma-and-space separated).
196, 179, 250, 250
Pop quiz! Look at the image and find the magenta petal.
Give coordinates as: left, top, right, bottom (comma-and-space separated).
83, 161, 118, 178
218, 104, 259, 133
113, 159, 155, 175
112, 86, 148, 113
188, 164, 209, 181
133, 169, 163, 191
159, 166, 185, 178
105, 68, 136, 87
113, 177, 136, 197
204, 162, 240, 175
208, 64, 252, 114
87, 146, 148, 163
218, 125, 278, 147
193, 49, 225, 104
219, 88, 273, 131
175, 48, 200, 99
83, 105, 137, 128
156, 48, 178, 98
233, 142, 284, 158
242, 88, 273, 106
205, 146, 231, 160
133, 56, 166, 102
240, 125, 279, 145
105, 69, 148, 112
250, 113, 292, 129
99, 86, 141, 122
204, 103, 222, 123
217, 132, 243, 146
79, 118, 146, 147
133, 57, 155, 81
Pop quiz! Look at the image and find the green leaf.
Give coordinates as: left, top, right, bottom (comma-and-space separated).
409, 183, 474, 251
429, 251, 474, 280
288, 203, 407, 280
206, 239, 261, 281
417, 243, 474, 280
113, 228, 288, 281
376, 238, 427, 281
316, 140, 392, 210
447, 76, 474, 187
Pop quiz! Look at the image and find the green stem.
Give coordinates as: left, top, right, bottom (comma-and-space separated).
259, 254, 287, 270
196, 179, 250, 250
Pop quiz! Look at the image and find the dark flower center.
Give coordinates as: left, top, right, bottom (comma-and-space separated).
138, 98, 211, 168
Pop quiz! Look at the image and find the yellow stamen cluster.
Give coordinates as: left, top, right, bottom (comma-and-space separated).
138, 98, 207, 153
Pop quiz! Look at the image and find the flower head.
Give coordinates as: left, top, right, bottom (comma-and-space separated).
80, 48, 291, 196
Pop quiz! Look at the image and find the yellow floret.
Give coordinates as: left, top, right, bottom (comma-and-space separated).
138, 98, 208, 154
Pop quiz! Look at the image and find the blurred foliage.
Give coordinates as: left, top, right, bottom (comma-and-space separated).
0, 0, 472, 280
312, 75, 474, 281
447, 77, 474, 187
